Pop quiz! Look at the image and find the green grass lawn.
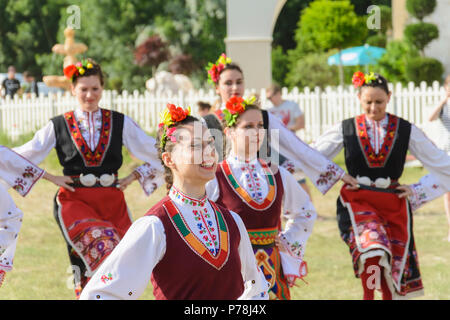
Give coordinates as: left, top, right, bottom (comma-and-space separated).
1, 148, 449, 300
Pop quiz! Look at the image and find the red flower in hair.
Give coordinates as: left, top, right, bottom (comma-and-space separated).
64, 65, 78, 80
352, 71, 365, 88
167, 103, 189, 122
226, 96, 245, 115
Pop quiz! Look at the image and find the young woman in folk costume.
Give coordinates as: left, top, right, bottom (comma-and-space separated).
80, 104, 269, 300
12, 59, 165, 298
312, 71, 450, 300
0, 146, 74, 287
199, 96, 316, 300
205, 53, 359, 195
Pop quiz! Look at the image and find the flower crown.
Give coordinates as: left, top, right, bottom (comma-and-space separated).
222, 95, 256, 127
63, 59, 94, 81
206, 53, 232, 85
158, 103, 191, 149
352, 71, 382, 88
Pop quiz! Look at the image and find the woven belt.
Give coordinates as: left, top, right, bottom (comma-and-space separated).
70, 173, 118, 188
247, 228, 278, 248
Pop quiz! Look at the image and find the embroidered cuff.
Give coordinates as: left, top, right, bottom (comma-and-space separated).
315, 163, 344, 195
409, 183, 428, 211
12, 165, 44, 197
279, 233, 304, 259
134, 164, 159, 196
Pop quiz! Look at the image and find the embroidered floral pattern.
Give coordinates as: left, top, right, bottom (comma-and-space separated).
12, 165, 42, 196
72, 226, 121, 271
316, 164, 340, 186
170, 187, 207, 207
221, 159, 277, 211
240, 162, 264, 202
64, 109, 113, 167
164, 199, 230, 270
279, 233, 304, 259
101, 273, 113, 284
355, 113, 398, 168
193, 208, 219, 255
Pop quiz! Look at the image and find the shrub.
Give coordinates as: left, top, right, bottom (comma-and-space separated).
404, 22, 439, 54
405, 56, 443, 85
406, 0, 437, 21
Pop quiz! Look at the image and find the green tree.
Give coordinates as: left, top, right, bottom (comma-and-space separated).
292, 0, 367, 85
406, 0, 436, 20
286, 51, 339, 89
376, 40, 419, 84
0, 0, 69, 78
404, 22, 439, 55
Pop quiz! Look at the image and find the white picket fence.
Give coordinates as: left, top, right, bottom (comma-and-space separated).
0, 81, 446, 144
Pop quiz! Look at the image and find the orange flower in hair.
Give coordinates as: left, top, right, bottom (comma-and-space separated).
352, 71, 365, 88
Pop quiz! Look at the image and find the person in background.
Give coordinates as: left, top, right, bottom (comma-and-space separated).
22, 71, 39, 98
428, 74, 450, 241
266, 83, 311, 199
1, 66, 21, 98
197, 101, 212, 117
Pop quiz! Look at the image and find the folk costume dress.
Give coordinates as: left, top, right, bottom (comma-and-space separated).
205, 154, 317, 300
312, 113, 450, 299
13, 108, 164, 297
0, 146, 44, 287
79, 186, 269, 300
212, 105, 346, 194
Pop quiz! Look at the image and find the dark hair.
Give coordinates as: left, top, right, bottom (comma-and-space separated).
72, 58, 105, 87
157, 115, 199, 191
360, 73, 390, 94
217, 63, 243, 84
197, 101, 212, 112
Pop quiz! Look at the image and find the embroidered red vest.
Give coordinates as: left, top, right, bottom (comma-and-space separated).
148, 196, 244, 300
51, 109, 124, 176
215, 159, 284, 230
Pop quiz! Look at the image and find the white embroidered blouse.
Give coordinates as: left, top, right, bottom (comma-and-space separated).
0, 146, 44, 278
12, 108, 164, 196
79, 186, 270, 300
205, 153, 317, 279
311, 115, 450, 210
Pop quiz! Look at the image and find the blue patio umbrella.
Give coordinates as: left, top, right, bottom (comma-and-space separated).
327, 45, 386, 66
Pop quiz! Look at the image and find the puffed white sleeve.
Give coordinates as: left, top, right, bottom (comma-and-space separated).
205, 177, 220, 202
267, 112, 344, 195
278, 167, 317, 280
310, 122, 345, 161
408, 174, 447, 211
0, 146, 44, 196
122, 116, 165, 196
79, 216, 166, 300
408, 124, 450, 192
12, 121, 56, 166
230, 211, 269, 300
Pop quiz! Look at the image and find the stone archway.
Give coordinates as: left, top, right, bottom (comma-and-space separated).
225, 0, 287, 90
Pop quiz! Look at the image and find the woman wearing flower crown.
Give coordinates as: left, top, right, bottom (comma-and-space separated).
136, 53, 358, 197
200, 96, 316, 300
12, 58, 165, 298
80, 104, 269, 300
311, 71, 450, 299
206, 53, 359, 194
